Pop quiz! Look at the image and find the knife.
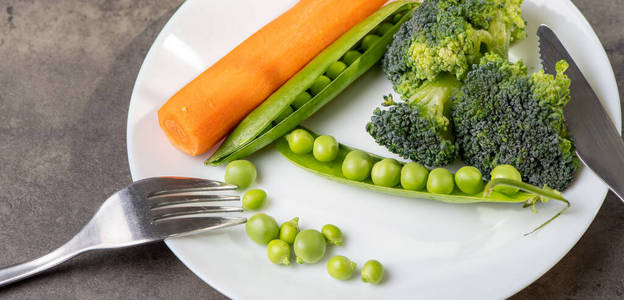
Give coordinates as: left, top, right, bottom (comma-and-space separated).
537, 24, 624, 201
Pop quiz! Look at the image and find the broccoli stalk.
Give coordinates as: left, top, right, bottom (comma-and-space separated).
366, 74, 461, 167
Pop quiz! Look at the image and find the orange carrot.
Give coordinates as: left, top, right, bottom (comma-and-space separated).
158, 0, 388, 156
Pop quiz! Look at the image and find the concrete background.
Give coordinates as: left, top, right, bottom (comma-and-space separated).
0, 0, 622, 299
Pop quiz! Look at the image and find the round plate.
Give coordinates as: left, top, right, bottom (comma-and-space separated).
127, 0, 621, 298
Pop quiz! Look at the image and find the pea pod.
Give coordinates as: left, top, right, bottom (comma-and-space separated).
276, 130, 570, 235
207, 1, 418, 165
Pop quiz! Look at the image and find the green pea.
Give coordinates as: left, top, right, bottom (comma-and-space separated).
267, 239, 291, 266
321, 224, 343, 246
361, 259, 384, 284
287, 129, 314, 154
309, 75, 331, 95
426, 168, 455, 194
376, 22, 394, 36
341, 150, 372, 181
401, 162, 428, 191
242, 189, 266, 211
224, 160, 257, 189
342, 50, 362, 66
327, 256, 356, 280
325, 61, 347, 80
273, 105, 294, 125
392, 12, 405, 24
293, 229, 326, 264
246, 213, 279, 245
490, 164, 522, 195
361, 34, 381, 52
279, 217, 299, 244
371, 158, 401, 187
292, 91, 312, 109
313, 135, 339, 162
455, 166, 484, 195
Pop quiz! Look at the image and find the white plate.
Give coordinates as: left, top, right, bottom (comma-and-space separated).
127, 0, 621, 299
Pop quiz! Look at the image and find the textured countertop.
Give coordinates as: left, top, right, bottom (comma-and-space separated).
1, 0, 623, 299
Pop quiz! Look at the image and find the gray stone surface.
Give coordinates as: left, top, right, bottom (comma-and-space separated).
0, 0, 621, 299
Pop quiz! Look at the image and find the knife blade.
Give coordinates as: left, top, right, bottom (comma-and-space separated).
537, 24, 624, 201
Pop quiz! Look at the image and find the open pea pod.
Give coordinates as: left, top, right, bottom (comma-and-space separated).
275, 130, 570, 235
207, 1, 418, 165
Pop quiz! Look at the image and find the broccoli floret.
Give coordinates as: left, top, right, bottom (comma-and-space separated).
382, 0, 526, 90
367, 74, 461, 167
452, 53, 578, 190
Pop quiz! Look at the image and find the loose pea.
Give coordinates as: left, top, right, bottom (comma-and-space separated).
401, 162, 428, 191
325, 61, 347, 80
376, 22, 394, 36
341, 150, 372, 181
224, 160, 257, 189
361, 260, 384, 284
321, 224, 343, 246
309, 75, 331, 95
242, 189, 266, 211
342, 50, 362, 66
246, 213, 279, 245
273, 105, 293, 124
490, 164, 522, 195
293, 229, 326, 264
279, 217, 299, 244
287, 129, 314, 154
327, 256, 356, 280
292, 91, 312, 109
361, 34, 381, 52
371, 158, 401, 187
267, 239, 291, 266
455, 166, 484, 195
313, 135, 339, 162
427, 168, 455, 194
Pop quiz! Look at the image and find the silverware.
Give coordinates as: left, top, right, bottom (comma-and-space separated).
0, 177, 246, 287
538, 24, 624, 201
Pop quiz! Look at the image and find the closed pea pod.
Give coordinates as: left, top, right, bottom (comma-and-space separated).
207, 1, 418, 166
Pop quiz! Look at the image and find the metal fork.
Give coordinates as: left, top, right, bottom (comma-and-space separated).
0, 177, 246, 287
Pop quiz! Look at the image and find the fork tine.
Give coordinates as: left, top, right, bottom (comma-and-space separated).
152, 206, 244, 221
148, 194, 240, 208
141, 177, 237, 197
154, 216, 247, 238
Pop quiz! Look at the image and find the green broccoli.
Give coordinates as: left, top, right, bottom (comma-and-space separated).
452, 53, 578, 190
382, 0, 526, 93
366, 74, 461, 167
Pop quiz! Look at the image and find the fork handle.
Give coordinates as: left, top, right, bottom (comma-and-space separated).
0, 231, 96, 287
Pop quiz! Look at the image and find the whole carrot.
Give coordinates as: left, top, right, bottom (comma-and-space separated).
158, 0, 388, 156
